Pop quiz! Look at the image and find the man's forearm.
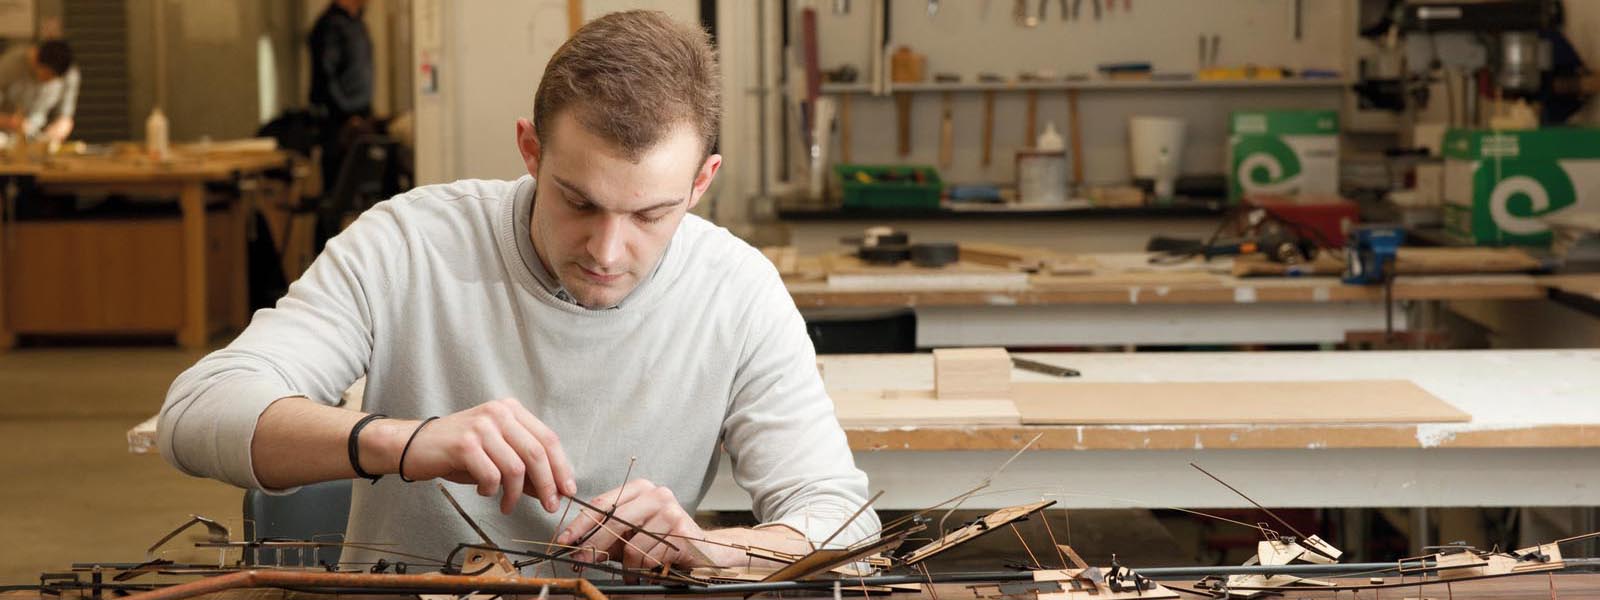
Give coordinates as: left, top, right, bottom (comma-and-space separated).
251, 396, 417, 489
705, 524, 817, 567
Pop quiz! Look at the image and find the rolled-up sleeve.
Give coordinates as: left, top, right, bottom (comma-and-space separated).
158, 202, 405, 490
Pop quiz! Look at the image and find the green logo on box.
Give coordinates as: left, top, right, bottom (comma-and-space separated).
1234, 136, 1302, 195
1478, 159, 1575, 239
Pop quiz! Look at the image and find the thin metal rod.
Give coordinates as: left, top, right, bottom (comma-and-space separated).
1189, 462, 1308, 540
820, 490, 884, 549
436, 483, 498, 546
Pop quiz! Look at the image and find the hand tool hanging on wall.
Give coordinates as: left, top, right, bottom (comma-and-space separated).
1015, 0, 1038, 27
1025, 90, 1039, 147
839, 93, 853, 163
939, 91, 954, 169
927, 0, 939, 17
1067, 89, 1083, 188
979, 73, 1003, 167
890, 46, 926, 157
800, 8, 822, 150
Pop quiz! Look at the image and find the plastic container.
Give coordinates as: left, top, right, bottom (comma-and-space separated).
833, 164, 944, 210
1129, 116, 1186, 180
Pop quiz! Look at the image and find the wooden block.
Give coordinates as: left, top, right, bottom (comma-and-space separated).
1012, 380, 1470, 425
934, 347, 1012, 400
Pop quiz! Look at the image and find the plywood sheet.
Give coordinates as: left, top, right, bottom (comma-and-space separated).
830, 388, 1021, 426
1013, 380, 1470, 425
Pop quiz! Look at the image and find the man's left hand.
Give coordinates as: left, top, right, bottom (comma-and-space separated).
554, 479, 739, 571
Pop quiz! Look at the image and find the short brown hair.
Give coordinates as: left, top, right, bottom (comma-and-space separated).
533, 11, 721, 161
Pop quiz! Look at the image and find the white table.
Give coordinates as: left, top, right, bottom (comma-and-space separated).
698, 350, 1600, 511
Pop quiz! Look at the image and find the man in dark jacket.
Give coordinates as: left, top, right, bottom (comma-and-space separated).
308, 0, 373, 187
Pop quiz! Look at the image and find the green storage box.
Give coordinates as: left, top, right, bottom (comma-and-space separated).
833, 164, 943, 210
1442, 127, 1600, 246
1228, 110, 1340, 204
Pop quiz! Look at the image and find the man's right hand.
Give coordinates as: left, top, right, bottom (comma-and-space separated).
364, 398, 577, 514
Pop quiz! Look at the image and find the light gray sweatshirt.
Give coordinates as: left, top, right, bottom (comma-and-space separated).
159, 176, 877, 566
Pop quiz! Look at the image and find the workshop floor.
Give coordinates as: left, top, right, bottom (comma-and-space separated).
0, 347, 240, 585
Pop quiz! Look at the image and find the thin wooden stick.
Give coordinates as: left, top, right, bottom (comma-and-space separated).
1038, 510, 1068, 568
1010, 524, 1041, 569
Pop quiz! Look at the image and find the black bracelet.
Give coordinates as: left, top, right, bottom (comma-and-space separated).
398, 416, 441, 483
348, 413, 389, 484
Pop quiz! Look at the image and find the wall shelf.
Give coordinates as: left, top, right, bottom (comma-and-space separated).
820, 78, 1348, 95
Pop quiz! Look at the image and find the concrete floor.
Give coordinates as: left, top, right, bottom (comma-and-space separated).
0, 347, 240, 585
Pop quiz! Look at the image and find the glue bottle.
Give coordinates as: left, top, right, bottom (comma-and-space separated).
146, 107, 169, 160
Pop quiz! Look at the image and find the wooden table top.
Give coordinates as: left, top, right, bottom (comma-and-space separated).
6, 574, 1600, 600
0, 146, 288, 185
781, 251, 1599, 308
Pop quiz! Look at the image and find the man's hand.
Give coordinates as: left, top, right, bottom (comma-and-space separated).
364, 398, 577, 514
552, 479, 815, 572
42, 117, 72, 143
554, 479, 734, 571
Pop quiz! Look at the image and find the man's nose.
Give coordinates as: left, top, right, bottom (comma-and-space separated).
587, 214, 627, 270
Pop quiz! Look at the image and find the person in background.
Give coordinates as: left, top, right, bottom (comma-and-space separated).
0, 39, 79, 145
308, 0, 374, 184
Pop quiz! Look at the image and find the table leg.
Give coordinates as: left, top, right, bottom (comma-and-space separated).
230, 183, 250, 330
0, 176, 14, 351
179, 182, 209, 350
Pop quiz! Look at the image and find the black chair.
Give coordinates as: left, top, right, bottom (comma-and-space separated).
802, 308, 918, 354
317, 135, 402, 251
241, 479, 353, 567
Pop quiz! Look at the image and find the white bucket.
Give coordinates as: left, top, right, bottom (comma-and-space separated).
1128, 116, 1187, 179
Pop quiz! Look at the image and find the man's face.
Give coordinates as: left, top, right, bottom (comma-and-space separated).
516, 113, 721, 309
28, 51, 57, 82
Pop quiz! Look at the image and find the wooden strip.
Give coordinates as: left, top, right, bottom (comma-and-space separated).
831, 389, 1021, 427
1013, 380, 1470, 425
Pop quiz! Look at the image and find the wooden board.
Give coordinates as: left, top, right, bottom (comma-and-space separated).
830, 388, 1021, 426
1013, 380, 1470, 425
1233, 247, 1542, 277
825, 254, 1030, 291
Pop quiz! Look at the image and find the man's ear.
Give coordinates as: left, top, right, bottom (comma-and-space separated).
686, 153, 722, 211
516, 118, 543, 175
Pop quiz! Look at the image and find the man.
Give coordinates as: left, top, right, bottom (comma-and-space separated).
0, 40, 78, 144
160, 11, 876, 572
308, 0, 373, 126
308, 0, 374, 189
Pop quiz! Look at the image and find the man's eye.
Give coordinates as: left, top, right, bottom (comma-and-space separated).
635, 212, 665, 224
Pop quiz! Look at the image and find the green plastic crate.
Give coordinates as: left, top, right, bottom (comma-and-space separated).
833, 164, 943, 210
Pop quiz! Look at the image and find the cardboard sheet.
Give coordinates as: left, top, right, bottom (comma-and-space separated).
1013, 380, 1470, 425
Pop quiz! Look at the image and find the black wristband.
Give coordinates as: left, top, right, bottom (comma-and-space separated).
398, 416, 441, 483
348, 413, 389, 484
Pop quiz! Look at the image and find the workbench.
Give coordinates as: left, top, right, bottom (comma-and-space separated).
786, 252, 1599, 347
706, 350, 1600, 513
126, 350, 1600, 512
0, 148, 291, 350
6, 575, 1600, 599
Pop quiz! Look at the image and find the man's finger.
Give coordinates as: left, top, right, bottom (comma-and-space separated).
558, 480, 656, 546
508, 406, 577, 496
500, 423, 558, 512
460, 441, 501, 498
626, 513, 679, 571
478, 429, 525, 514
